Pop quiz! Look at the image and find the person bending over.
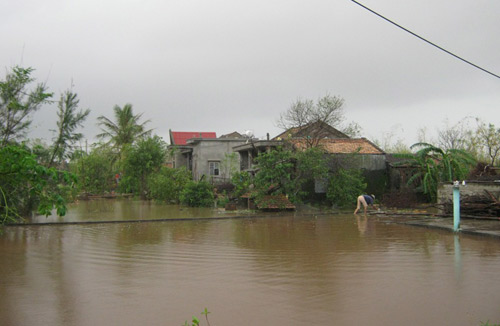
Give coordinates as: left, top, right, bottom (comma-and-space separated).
354, 194, 376, 216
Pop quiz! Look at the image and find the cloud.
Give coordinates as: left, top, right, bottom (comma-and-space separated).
2, 0, 499, 147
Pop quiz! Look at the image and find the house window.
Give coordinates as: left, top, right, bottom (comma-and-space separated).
209, 161, 220, 176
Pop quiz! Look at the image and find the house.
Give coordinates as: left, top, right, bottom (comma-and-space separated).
233, 122, 386, 195
168, 130, 248, 183
234, 123, 385, 171
274, 120, 349, 144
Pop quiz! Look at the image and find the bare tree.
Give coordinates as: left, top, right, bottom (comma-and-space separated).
276, 94, 350, 148
437, 118, 472, 151
475, 119, 500, 166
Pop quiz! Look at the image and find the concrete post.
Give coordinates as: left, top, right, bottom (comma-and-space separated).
453, 181, 461, 232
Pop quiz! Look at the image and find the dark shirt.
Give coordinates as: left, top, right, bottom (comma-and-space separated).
363, 195, 374, 205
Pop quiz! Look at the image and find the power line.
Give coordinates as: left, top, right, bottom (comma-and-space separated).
351, 0, 500, 80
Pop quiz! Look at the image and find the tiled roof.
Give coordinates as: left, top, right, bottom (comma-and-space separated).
170, 131, 216, 145
292, 138, 384, 154
273, 121, 349, 140
219, 131, 244, 139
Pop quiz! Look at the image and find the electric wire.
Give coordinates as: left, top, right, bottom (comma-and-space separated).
351, 0, 500, 80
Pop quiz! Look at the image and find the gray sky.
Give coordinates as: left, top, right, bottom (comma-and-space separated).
2, 0, 499, 147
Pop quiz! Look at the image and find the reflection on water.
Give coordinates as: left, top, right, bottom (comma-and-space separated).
1, 202, 500, 326
454, 234, 462, 282
27, 198, 256, 223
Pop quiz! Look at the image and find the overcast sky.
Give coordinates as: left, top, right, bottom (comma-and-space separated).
2, 0, 499, 147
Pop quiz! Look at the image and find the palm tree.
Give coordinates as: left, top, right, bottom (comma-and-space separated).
96, 104, 152, 155
396, 143, 476, 202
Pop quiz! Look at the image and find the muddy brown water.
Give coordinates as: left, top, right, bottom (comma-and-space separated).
1, 199, 499, 326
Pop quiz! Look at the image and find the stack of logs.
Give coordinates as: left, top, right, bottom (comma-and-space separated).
443, 190, 500, 217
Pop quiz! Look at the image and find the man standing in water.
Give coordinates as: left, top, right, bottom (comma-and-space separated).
354, 194, 376, 216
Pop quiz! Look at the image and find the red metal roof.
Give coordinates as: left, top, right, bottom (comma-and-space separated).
170, 131, 216, 145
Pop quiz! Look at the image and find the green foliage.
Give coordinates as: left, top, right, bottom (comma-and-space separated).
121, 136, 166, 197
220, 152, 239, 179
253, 147, 328, 203
396, 143, 476, 202
71, 146, 115, 194
475, 120, 500, 166
215, 191, 230, 208
254, 147, 297, 200
0, 145, 75, 223
480, 321, 500, 326
49, 90, 90, 166
30, 140, 52, 165
183, 308, 211, 326
481, 320, 500, 326
231, 171, 252, 197
96, 103, 152, 156
295, 146, 328, 181
147, 166, 191, 203
326, 168, 367, 208
0, 66, 53, 146
180, 181, 215, 207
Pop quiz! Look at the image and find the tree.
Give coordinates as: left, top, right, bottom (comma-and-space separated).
0, 66, 52, 146
327, 168, 367, 208
396, 143, 476, 202
49, 90, 90, 166
253, 147, 328, 203
147, 166, 192, 203
374, 124, 411, 154
71, 146, 115, 194
180, 181, 214, 207
277, 94, 357, 148
96, 103, 152, 155
475, 119, 500, 166
121, 136, 166, 197
220, 152, 239, 180
436, 118, 472, 151
253, 147, 297, 199
341, 121, 363, 138
231, 171, 252, 198
1, 145, 75, 223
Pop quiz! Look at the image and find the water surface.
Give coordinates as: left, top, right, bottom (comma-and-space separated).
1, 200, 499, 325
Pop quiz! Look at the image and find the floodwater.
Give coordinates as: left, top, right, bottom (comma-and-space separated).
1, 200, 500, 326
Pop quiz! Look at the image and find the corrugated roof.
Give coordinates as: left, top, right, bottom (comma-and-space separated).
292, 138, 384, 154
170, 131, 216, 145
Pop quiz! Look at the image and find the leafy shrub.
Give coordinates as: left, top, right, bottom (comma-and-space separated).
253, 147, 328, 203
147, 167, 191, 203
327, 168, 367, 208
121, 136, 166, 197
72, 147, 115, 194
180, 181, 215, 207
231, 171, 252, 197
1, 145, 75, 223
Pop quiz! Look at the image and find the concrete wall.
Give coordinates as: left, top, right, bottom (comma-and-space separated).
328, 153, 388, 196
330, 153, 386, 171
191, 139, 247, 182
173, 151, 189, 169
